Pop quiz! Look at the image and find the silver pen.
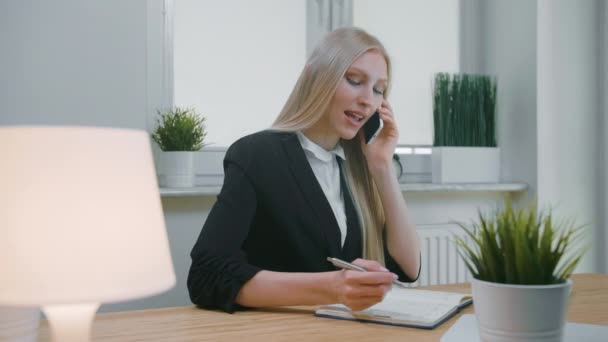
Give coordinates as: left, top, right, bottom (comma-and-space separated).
326, 257, 408, 288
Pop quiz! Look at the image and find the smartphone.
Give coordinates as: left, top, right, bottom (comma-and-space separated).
363, 111, 383, 144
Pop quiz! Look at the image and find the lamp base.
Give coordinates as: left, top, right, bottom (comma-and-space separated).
43, 303, 99, 342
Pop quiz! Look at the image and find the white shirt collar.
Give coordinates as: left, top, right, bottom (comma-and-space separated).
296, 131, 345, 162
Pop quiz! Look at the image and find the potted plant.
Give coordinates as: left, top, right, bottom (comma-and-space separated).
454, 202, 587, 342
432, 73, 499, 183
151, 107, 207, 187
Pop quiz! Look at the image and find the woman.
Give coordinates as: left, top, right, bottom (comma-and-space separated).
187, 27, 420, 313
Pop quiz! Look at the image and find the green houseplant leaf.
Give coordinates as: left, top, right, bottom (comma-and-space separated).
433, 73, 497, 147
453, 202, 587, 285
151, 107, 207, 151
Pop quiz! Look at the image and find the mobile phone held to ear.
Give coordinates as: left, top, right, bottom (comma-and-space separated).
363, 111, 383, 144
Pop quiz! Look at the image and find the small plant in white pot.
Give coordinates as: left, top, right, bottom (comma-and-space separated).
454, 202, 587, 342
432, 73, 499, 183
151, 107, 207, 187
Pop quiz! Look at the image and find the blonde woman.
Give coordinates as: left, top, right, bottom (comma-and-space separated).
188, 27, 420, 313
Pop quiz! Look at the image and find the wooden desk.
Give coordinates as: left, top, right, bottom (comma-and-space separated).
38, 273, 607, 341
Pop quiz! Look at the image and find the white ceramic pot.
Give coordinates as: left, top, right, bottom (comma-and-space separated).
432, 147, 500, 183
158, 151, 195, 187
194, 148, 227, 186
472, 278, 572, 342
0, 307, 40, 342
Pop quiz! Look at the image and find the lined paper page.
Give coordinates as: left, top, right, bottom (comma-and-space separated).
385, 288, 470, 306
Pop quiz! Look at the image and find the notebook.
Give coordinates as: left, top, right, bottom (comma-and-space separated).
315, 286, 472, 329
441, 314, 608, 342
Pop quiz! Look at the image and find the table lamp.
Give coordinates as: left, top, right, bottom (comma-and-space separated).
0, 126, 176, 342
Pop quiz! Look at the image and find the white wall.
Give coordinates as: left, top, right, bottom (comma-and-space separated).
0, 0, 160, 129
101, 197, 215, 313
173, 1, 458, 147
173, 0, 306, 147
603, 0, 608, 273
478, 0, 538, 192
537, 0, 602, 273
459, 0, 483, 74
353, 0, 460, 146
469, 0, 605, 273
0, 0, 182, 312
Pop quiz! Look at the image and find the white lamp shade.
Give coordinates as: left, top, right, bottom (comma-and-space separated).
0, 126, 176, 306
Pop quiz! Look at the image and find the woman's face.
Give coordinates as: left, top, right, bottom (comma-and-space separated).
326, 50, 388, 141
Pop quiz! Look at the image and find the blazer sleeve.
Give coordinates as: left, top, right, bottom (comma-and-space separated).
383, 229, 421, 283
187, 141, 261, 313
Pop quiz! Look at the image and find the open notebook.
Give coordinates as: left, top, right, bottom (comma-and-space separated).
315, 286, 472, 329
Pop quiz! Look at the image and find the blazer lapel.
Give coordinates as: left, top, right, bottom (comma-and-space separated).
280, 133, 342, 258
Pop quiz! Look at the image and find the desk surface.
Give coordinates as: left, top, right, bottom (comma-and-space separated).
39, 273, 607, 341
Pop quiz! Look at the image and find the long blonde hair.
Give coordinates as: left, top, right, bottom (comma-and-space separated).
272, 27, 392, 264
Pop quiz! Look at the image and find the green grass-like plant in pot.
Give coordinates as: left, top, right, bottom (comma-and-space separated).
433, 73, 496, 148
454, 202, 587, 341
151, 107, 207, 187
431, 73, 498, 183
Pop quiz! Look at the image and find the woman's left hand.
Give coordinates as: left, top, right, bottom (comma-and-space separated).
360, 99, 398, 172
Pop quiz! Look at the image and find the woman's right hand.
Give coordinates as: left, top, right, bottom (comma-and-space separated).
329, 258, 397, 311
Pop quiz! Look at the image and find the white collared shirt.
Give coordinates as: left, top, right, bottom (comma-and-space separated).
296, 131, 347, 247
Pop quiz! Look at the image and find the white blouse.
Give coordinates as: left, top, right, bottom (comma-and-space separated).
296, 131, 347, 247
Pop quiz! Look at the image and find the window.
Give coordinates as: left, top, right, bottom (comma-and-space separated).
353, 0, 459, 145
171, 0, 459, 147
173, 0, 306, 146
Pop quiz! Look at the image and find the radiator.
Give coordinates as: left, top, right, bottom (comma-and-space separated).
407, 226, 473, 287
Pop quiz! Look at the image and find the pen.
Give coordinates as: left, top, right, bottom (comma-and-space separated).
326, 257, 408, 288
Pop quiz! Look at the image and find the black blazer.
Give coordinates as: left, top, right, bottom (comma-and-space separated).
187, 130, 414, 312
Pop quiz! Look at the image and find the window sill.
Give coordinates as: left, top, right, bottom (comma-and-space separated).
159, 183, 527, 198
